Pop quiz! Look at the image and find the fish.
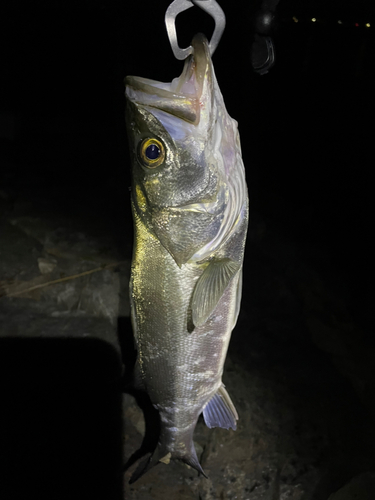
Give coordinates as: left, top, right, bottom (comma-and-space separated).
124, 33, 248, 481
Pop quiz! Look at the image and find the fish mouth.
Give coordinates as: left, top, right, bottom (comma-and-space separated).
125, 34, 212, 125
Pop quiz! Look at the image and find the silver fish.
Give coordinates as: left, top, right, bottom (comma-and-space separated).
124, 33, 248, 480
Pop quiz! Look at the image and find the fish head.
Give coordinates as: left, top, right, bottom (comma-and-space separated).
125, 34, 246, 266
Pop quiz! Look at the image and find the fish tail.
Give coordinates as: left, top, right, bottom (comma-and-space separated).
180, 442, 208, 478
129, 440, 207, 483
128, 454, 154, 484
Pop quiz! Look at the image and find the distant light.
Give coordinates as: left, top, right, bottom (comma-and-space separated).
338, 20, 342, 24
366, 23, 371, 28
311, 18, 317, 22
355, 22, 359, 27
292, 16, 298, 23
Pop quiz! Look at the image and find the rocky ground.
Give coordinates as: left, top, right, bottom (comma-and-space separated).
1, 143, 374, 499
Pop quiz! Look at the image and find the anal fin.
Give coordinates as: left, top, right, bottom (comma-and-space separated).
202, 384, 238, 431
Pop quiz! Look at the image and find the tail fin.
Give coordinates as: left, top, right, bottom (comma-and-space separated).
129, 441, 207, 483
129, 453, 156, 484
181, 442, 208, 478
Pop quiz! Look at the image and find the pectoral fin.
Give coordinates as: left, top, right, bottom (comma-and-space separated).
203, 384, 238, 430
192, 259, 240, 327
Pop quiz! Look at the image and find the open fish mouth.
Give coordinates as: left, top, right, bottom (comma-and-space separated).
125, 34, 212, 125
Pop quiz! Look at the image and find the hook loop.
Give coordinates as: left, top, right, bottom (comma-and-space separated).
165, 0, 226, 60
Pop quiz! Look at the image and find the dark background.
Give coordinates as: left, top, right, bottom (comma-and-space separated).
1, 0, 374, 332
0, 1, 374, 496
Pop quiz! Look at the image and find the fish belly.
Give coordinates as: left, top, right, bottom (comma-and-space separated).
130, 209, 238, 452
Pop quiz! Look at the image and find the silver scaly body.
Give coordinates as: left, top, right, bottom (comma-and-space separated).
125, 34, 248, 480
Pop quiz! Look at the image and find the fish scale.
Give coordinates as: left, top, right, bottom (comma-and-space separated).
125, 34, 248, 481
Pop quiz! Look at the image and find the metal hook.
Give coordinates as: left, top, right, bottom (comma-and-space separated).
165, 0, 226, 60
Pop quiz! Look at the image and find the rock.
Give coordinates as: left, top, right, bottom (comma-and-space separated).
37, 257, 57, 274
2, 151, 375, 500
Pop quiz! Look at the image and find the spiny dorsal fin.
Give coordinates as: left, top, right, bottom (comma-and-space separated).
202, 384, 238, 430
192, 258, 240, 328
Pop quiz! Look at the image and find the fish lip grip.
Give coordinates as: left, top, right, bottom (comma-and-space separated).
165, 0, 226, 60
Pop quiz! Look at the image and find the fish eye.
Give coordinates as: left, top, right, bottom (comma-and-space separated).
139, 138, 165, 168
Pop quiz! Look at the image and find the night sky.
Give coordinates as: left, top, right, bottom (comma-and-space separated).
1, 0, 374, 331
